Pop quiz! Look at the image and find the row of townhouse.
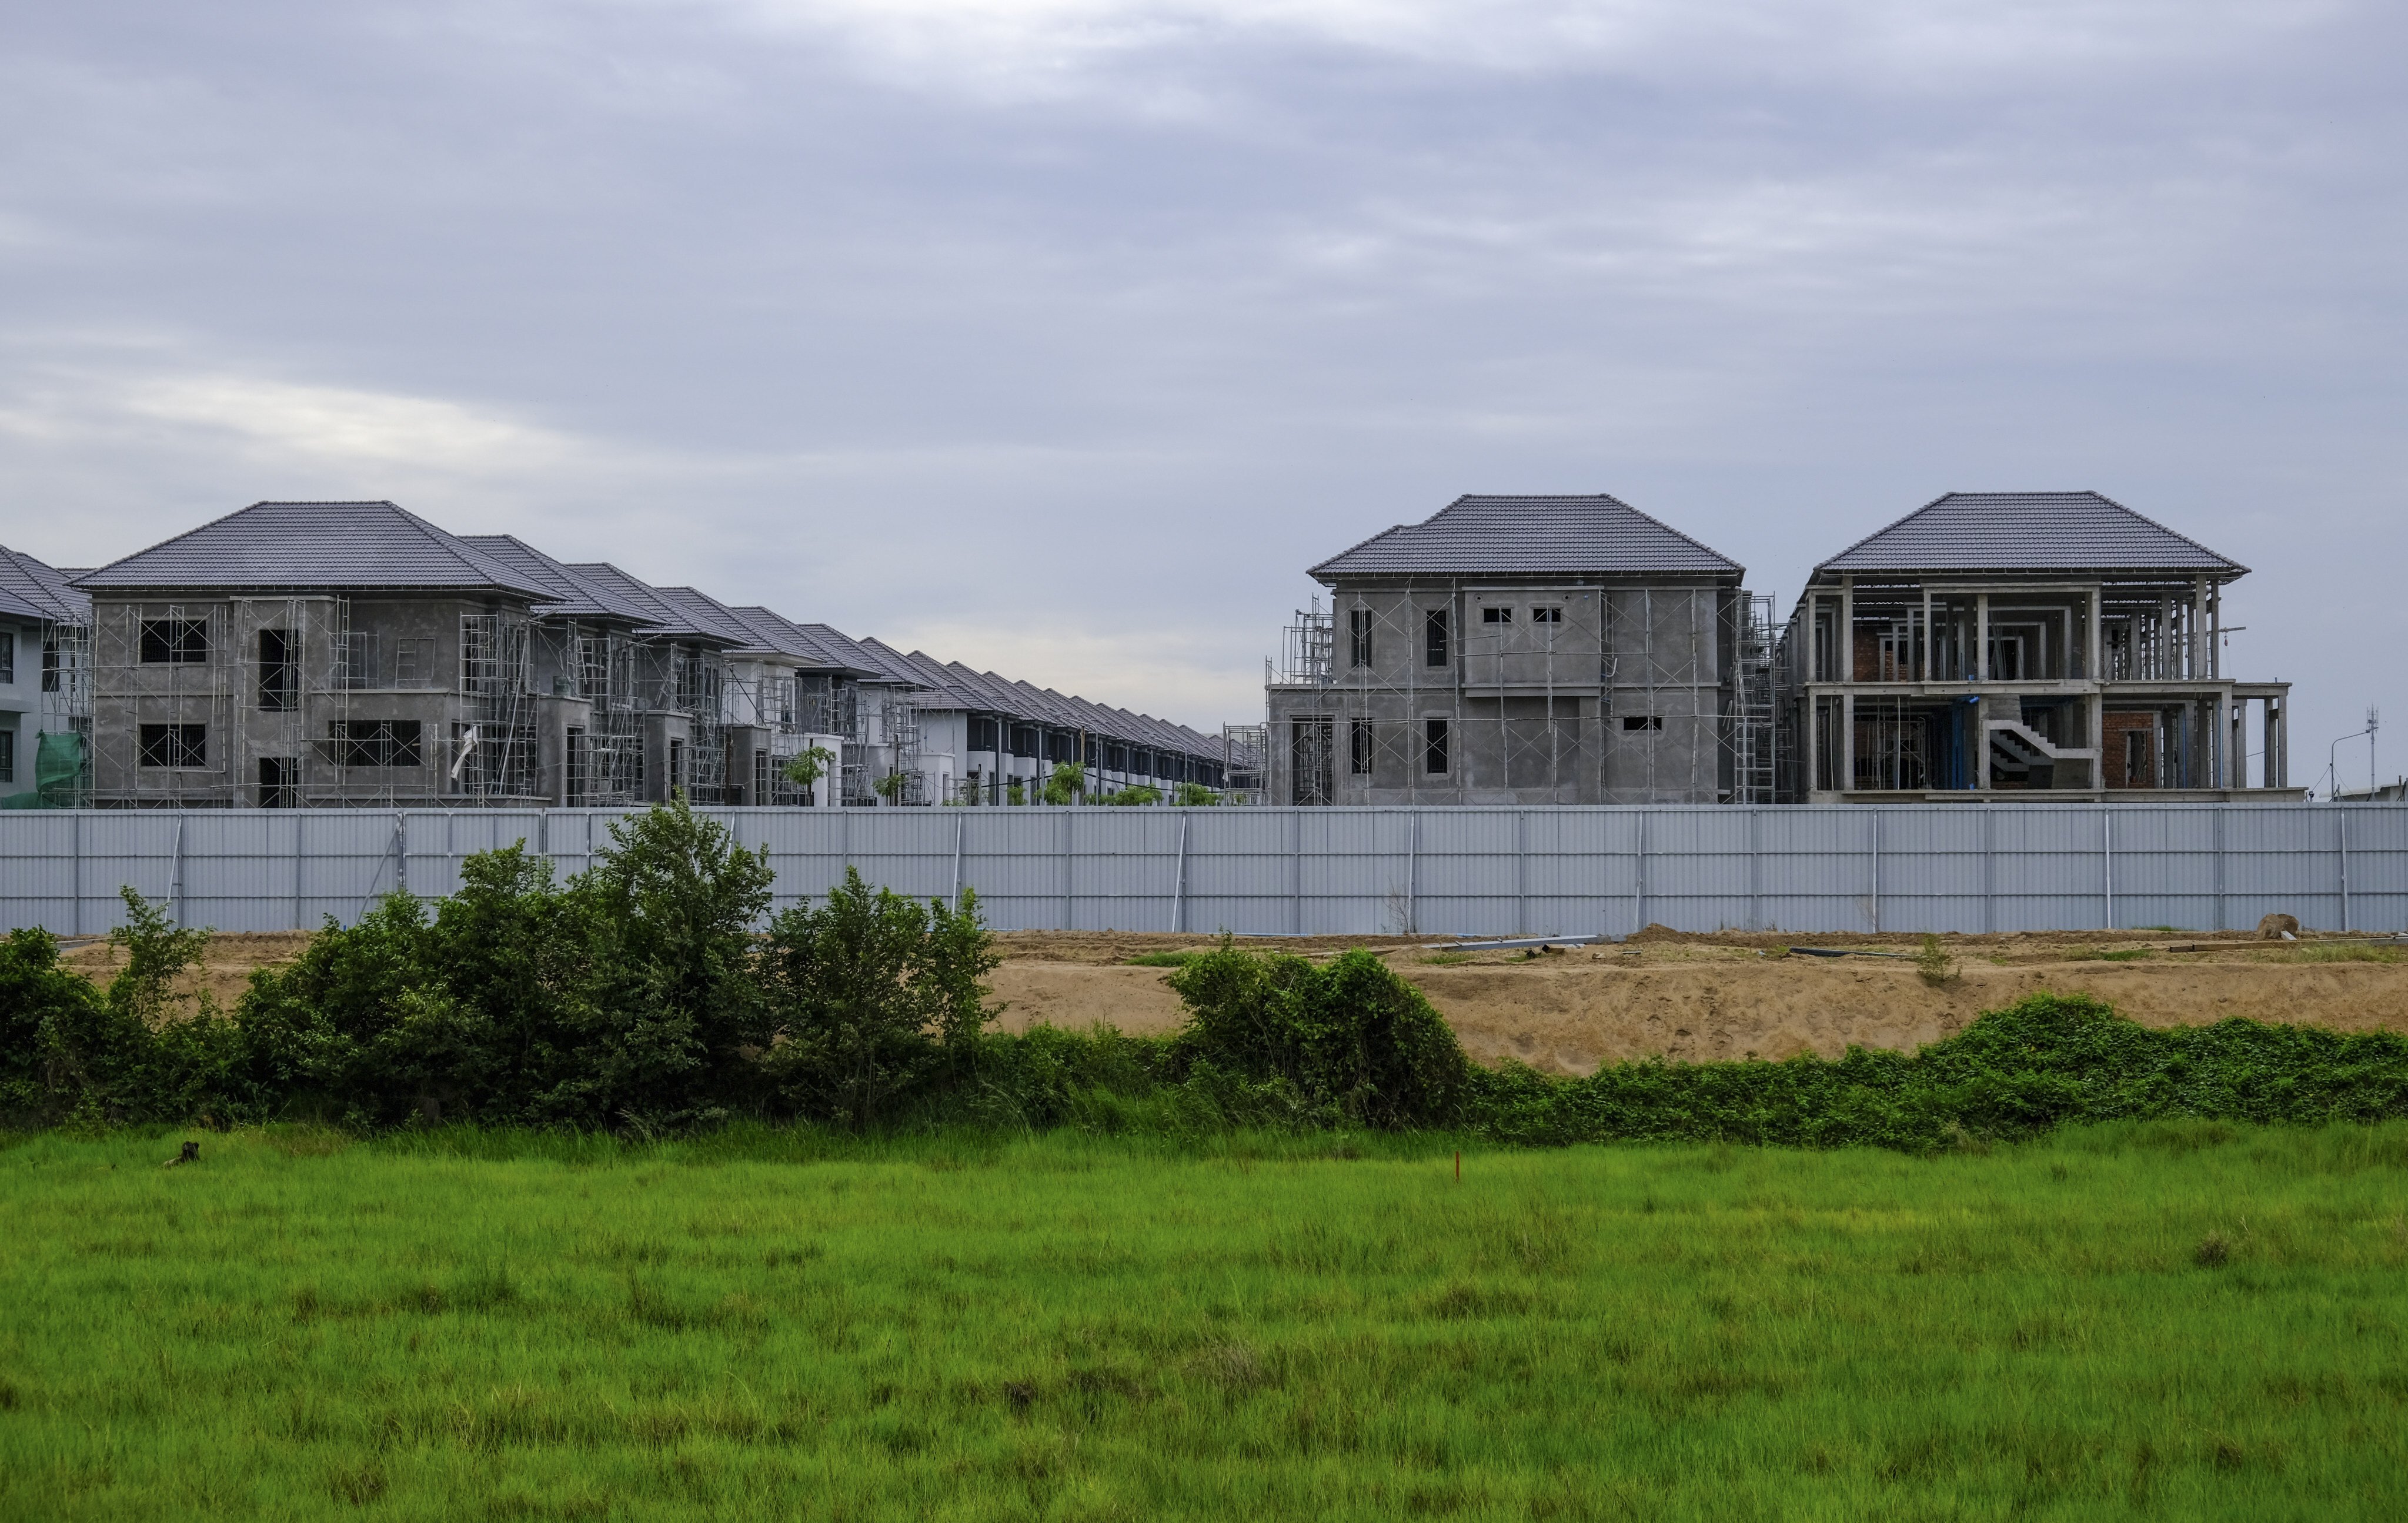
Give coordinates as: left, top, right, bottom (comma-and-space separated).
1266, 490, 2297, 806
15, 500, 1240, 809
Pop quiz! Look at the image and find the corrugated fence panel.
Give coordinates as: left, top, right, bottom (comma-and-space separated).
2, 804, 2404, 939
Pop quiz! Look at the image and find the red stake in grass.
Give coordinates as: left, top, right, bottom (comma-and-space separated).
1455, 1151, 1461, 1183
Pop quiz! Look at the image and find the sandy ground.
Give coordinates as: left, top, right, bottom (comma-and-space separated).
55, 925, 2408, 1074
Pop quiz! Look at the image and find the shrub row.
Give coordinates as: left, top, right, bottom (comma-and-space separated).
6, 801, 2408, 1147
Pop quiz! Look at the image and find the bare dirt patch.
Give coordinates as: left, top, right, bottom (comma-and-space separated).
49, 925, 2408, 1074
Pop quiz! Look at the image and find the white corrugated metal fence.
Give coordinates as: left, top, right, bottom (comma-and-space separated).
2, 805, 2402, 939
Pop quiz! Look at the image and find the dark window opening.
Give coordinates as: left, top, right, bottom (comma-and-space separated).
2124, 731, 2154, 787
258, 757, 296, 808
1349, 718, 1373, 776
566, 726, 589, 804
0, 631, 13, 684
1622, 715, 1664, 732
669, 736, 686, 796
41, 636, 60, 692
140, 618, 209, 664
1424, 609, 1450, 667
139, 723, 207, 768
1348, 609, 1372, 668
1481, 606, 1512, 624
1532, 606, 1562, 623
0, 728, 14, 783
258, 629, 296, 711
325, 719, 423, 768
1423, 718, 1450, 775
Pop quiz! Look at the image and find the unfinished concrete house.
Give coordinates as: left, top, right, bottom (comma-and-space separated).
0, 546, 93, 807
456, 535, 675, 806
1782, 491, 2296, 801
75, 502, 561, 807
1265, 495, 1764, 805
560, 564, 741, 803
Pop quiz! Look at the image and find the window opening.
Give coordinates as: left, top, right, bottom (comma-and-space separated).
324, 720, 423, 769
1348, 609, 1372, 668
1481, 606, 1513, 624
1349, 718, 1373, 776
139, 618, 208, 664
138, 723, 207, 768
1424, 609, 1450, 667
258, 629, 296, 711
258, 757, 296, 808
1531, 606, 1562, 623
1423, 717, 1450, 775
1622, 715, 1664, 732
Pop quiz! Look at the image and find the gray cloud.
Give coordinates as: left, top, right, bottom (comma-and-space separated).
2, 0, 2402, 779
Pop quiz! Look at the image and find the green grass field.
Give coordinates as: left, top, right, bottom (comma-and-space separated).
4, 1124, 2406, 1521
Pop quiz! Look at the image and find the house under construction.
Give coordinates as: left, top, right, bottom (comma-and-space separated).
1780, 492, 2299, 801
1264, 495, 1769, 805
69, 501, 1245, 809
0, 545, 93, 807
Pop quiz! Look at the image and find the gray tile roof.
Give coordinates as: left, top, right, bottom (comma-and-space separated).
1311, 494, 1742, 581
459, 536, 662, 626
0, 546, 89, 624
566, 564, 736, 644
1815, 492, 2246, 578
654, 586, 779, 651
723, 607, 869, 673
74, 501, 555, 596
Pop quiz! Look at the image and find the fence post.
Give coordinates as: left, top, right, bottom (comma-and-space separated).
1634, 810, 1647, 935
71, 811, 82, 937
2339, 806, 2350, 934
2102, 809, 2113, 931
292, 813, 304, 931
1870, 810, 1881, 934
1291, 808, 1303, 935
1407, 808, 1420, 936
1171, 810, 1188, 933
1516, 809, 1528, 935
951, 809, 966, 907
170, 814, 186, 928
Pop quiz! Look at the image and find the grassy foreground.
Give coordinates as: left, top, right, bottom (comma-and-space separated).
4, 1125, 2406, 1521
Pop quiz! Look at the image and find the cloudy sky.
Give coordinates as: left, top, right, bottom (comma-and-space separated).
4, 1, 2402, 786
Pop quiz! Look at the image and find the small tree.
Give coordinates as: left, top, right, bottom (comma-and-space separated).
760, 869, 1000, 1128
780, 745, 836, 800
1174, 783, 1221, 807
872, 771, 909, 802
1103, 784, 1162, 806
1006, 780, 1026, 806
1041, 762, 1085, 806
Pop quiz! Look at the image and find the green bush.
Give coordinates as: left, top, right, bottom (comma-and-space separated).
1167, 943, 1469, 1128
757, 869, 997, 1129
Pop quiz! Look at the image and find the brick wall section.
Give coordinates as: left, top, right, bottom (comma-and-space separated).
2103, 710, 2156, 789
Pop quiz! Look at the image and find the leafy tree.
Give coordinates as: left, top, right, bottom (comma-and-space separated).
759, 869, 999, 1128
1041, 762, 1085, 806
780, 744, 836, 798
1102, 784, 1162, 806
570, 797, 776, 1127
1173, 783, 1221, 806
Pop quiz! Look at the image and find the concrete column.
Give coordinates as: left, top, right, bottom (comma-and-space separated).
1804, 691, 1819, 796
1839, 579, 1855, 682
1841, 692, 1855, 794
1975, 593, 1990, 682
2088, 690, 2106, 789
2208, 583, 2222, 679
2191, 577, 2208, 680
1975, 698, 1992, 790
2087, 587, 2103, 682
1920, 587, 1933, 682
